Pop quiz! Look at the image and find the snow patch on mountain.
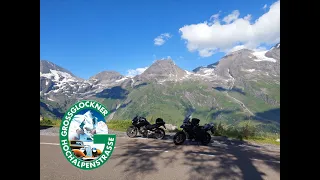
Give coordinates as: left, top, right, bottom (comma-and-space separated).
251, 51, 277, 62
41, 70, 77, 81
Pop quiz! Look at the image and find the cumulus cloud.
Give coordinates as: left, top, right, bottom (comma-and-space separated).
223, 10, 240, 24
154, 33, 172, 46
244, 14, 252, 21
179, 0, 280, 57
126, 67, 148, 77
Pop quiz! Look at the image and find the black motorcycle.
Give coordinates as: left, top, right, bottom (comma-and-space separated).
173, 115, 215, 145
126, 115, 166, 139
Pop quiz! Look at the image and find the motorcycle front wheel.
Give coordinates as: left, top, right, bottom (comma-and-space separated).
173, 131, 186, 145
126, 126, 138, 138
154, 128, 165, 139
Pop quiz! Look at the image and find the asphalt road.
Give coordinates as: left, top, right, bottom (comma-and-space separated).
40, 135, 280, 180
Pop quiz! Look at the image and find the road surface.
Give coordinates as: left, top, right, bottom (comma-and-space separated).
40, 134, 280, 180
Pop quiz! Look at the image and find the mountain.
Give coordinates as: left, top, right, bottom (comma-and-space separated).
193, 61, 219, 73
89, 71, 125, 84
137, 59, 187, 82
40, 43, 280, 132
40, 60, 77, 77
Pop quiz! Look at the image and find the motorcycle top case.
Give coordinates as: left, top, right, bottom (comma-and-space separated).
155, 118, 165, 125
191, 118, 200, 126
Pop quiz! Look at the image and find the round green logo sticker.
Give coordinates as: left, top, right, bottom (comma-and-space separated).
59, 100, 116, 170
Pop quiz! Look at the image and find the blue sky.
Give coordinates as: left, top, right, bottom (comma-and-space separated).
40, 0, 280, 79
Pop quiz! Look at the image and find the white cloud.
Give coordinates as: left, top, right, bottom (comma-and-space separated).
209, 11, 221, 24
263, 4, 268, 10
244, 14, 252, 21
179, 0, 280, 57
223, 10, 240, 24
154, 33, 172, 46
199, 48, 216, 57
126, 67, 148, 77
228, 45, 267, 54
161, 56, 172, 60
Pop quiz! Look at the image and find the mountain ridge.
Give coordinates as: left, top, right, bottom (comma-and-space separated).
40, 44, 280, 132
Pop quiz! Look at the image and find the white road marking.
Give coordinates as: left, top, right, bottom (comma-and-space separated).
140, 149, 165, 152
40, 142, 59, 146
250, 158, 280, 163
198, 153, 216, 157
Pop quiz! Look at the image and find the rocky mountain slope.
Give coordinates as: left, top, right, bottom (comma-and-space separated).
40, 43, 280, 132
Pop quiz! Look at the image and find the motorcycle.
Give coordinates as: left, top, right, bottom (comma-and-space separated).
173, 115, 215, 145
126, 115, 166, 139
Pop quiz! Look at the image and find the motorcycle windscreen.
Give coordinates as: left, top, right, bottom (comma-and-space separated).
183, 118, 190, 123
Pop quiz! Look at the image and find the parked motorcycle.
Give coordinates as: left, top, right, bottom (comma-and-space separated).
126, 115, 166, 139
173, 115, 215, 145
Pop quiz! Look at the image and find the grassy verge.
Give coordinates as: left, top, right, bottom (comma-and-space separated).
213, 121, 280, 145
106, 120, 279, 145
40, 117, 61, 127
40, 118, 279, 146
106, 119, 132, 132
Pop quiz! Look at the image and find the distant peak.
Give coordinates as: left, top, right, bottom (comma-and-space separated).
154, 59, 174, 63
138, 58, 186, 80
268, 43, 280, 51
40, 60, 77, 77
89, 70, 123, 82
95, 70, 122, 75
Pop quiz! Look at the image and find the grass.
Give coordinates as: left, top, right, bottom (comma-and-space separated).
246, 137, 280, 145
106, 119, 132, 132
40, 117, 61, 127
213, 120, 280, 145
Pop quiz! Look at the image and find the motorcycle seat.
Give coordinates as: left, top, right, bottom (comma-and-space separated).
146, 124, 159, 130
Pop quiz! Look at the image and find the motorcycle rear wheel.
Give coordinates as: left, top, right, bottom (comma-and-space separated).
173, 131, 186, 145
201, 132, 211, 145
126, 126, 138, 138
154, 128, 165, 139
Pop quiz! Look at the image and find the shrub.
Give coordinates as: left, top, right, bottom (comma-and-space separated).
40, 119, 53, 126
213, 122, 228, 136
213, 120, 257, 140
238, 120, 256, 139
40, 117, 61, 126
